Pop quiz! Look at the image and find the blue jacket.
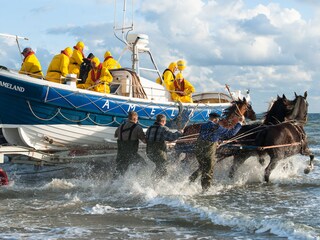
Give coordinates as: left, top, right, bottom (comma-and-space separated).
198, 121, 242, 142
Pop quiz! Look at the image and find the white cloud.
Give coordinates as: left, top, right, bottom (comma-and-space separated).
0, 0, 319, 112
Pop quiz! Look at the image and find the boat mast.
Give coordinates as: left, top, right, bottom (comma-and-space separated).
0, 33, 29, 61
113, 0, 161, 78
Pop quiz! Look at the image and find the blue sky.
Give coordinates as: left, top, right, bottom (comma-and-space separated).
0, 0, 319, 113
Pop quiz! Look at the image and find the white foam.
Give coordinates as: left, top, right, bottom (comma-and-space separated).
42, 178, 75, 190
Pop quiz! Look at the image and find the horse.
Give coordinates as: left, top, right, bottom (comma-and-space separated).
225, 91, 313, 182
218, 92, 305, 151
174, 97, 256, 156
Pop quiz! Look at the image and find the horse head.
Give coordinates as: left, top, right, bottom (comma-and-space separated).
264, 94, 295, 124
220, 97, 255, 128
244, 103, 257, 121
285, 91, 308, 125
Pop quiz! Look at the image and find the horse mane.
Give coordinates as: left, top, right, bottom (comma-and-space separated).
263, 92, 308, 125
222, 99, 243, 119
263, 95, 294, 124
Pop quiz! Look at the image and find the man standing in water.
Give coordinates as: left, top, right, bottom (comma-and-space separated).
146, 114, 183, 179
189, 112, 244, 192
114, 111, 146, 176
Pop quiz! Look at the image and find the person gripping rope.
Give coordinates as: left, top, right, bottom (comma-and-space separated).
170, 72, 195, 103
114, 111, 146, 176
189, 112, 244, 192
78, 57, 113, 93
146, 114, 183, 179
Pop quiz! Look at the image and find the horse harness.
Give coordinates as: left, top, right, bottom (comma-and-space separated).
258, 122, 307, 152
221, 102, 248, 128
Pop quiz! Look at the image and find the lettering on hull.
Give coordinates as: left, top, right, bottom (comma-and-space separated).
0, 81, 25, 92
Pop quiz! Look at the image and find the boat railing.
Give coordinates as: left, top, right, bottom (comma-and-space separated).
3, 67, 236, 104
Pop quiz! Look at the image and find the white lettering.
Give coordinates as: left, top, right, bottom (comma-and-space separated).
102, 100, 110, 109
150, 107, 156, 115
0, 81, 25, 92
171, 109, 175, 117
206, 110, 210, 117
127, 104, 136, 112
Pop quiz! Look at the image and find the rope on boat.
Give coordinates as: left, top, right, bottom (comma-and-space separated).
37, 85, 209, 126
27, 100, 60, 121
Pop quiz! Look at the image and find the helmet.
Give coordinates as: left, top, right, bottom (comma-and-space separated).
177, 59, 186, 71
21, 47, 32, 54
76, 41, 85, 50
104, 51, 112, 59
64, 47, 73, 57
91, 57, 100, 66
168, 62, 177, 71
175, 72, 184, 81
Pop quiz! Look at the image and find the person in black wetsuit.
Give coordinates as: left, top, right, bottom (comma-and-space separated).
114, 111, 146, 176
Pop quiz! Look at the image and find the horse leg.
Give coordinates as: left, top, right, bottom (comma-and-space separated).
304, 154, 314, 174
264, 152, 281, 182
229, 152, 251, 178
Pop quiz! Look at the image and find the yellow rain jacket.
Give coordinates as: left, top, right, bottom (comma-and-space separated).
156, 62, 177, 90
102, 51, 121, 69
177, 59, 186, 71
19, 52, 43, 79
170, 73, 195, 103
78, 57, 113, 93
46, 47, 73, 83
68, 41, 85, 77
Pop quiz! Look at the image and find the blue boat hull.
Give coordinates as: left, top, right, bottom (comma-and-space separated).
0, 69, 229, 150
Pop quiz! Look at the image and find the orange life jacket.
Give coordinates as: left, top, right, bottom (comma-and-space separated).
91, 63, 103, 83
174, 79, 185, 96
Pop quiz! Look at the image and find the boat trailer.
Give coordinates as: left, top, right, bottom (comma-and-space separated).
0, 145, 117, 166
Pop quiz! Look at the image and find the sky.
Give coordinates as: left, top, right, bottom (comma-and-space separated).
0, 0, 319, 113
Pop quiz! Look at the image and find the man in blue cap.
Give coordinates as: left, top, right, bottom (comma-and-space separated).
189, 112, 244, 192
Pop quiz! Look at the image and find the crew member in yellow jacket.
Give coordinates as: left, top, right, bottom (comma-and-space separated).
156, 62, 177, 90
68, 41, 85, 78
102, 51, 121, 69
177, 59, 186, 72
19, 47, 43, 79
78, 57, 113, 93
46, 47, 73, 83
170, 72, 195, 103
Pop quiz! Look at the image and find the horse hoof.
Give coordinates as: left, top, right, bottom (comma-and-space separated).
304, 164, 313, 174
259, 158, 265, 165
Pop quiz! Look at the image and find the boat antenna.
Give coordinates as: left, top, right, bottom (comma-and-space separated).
0, 33, 29, 61
113, 0, 134, 46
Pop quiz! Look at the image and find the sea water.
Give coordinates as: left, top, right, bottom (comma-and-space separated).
0, 114, 319, 239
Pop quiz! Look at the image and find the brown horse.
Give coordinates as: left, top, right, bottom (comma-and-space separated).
218, 92, 307, 152
175, 97, 256, 155
225, 92, 313, 182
